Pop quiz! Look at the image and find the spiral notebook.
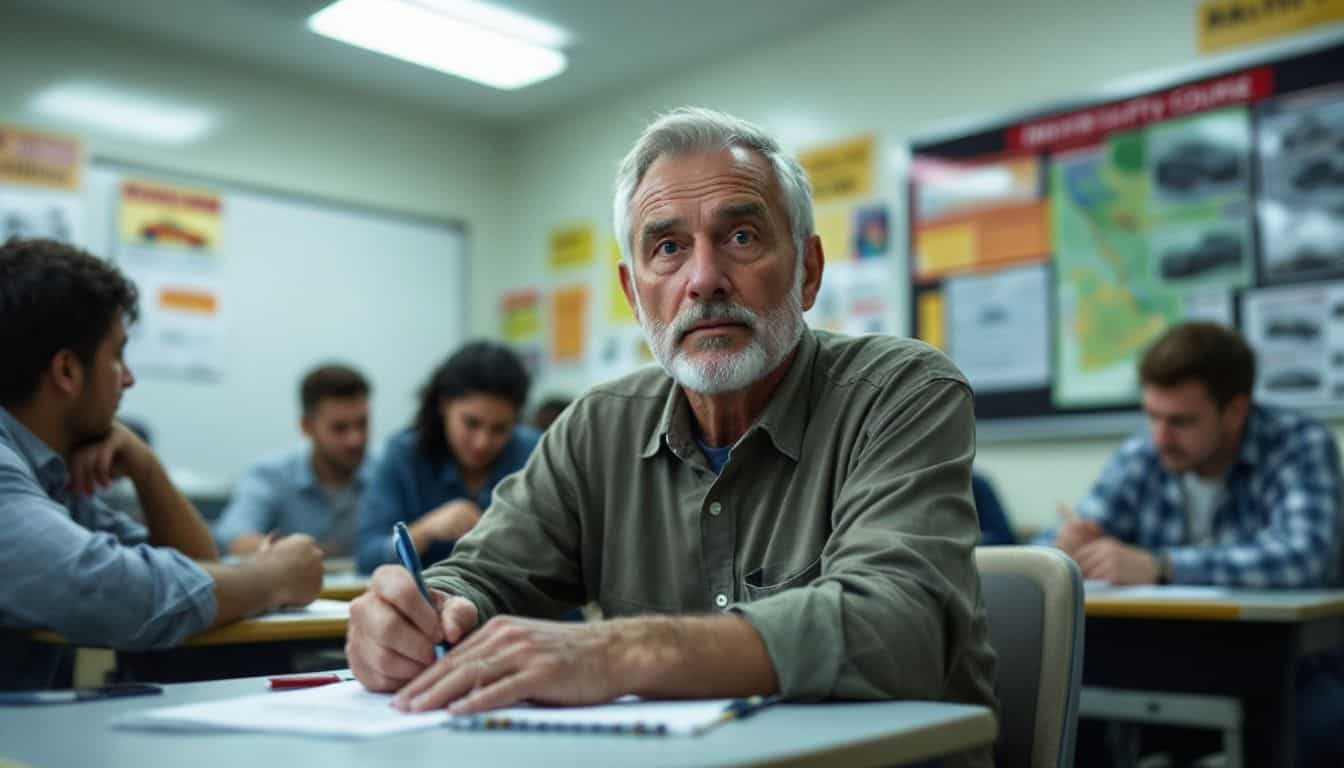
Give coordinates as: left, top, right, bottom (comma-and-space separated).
115, 681, 774, 738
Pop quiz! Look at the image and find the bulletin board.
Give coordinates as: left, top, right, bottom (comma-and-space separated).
908, 38, 1344, 436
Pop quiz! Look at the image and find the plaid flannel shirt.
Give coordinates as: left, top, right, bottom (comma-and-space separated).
1042, 405, 1343, 588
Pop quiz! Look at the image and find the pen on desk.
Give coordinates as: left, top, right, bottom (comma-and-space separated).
267, 674, 353, 690
393, 521, 450, 659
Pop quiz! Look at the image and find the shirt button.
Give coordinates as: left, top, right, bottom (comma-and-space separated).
708, 501, 722, 516
714, 593, 728, 608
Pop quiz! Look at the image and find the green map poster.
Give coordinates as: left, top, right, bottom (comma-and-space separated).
1051, 132, 1181, 407
1051, 108, 1254, 407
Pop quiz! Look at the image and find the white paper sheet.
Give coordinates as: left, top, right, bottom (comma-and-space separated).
117, 682, 743, 739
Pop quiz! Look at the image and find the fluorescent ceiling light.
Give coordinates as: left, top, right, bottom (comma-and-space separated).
308, 0, 568, 91
417, 0, 570, 48
29, 82, 213, 145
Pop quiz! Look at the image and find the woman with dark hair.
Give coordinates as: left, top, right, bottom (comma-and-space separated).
355, 341, 538, 573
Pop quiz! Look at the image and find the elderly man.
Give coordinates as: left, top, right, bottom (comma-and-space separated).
347, 108, 995, 765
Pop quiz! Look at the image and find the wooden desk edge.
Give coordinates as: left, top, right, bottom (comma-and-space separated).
1084, 600, 1242, 620
31, 617, 348, 649
319, 585, 366, 601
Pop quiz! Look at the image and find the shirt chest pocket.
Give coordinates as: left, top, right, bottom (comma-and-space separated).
741, 557, 822, 601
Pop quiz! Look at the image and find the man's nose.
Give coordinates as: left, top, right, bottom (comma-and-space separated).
685, 240, 730, 302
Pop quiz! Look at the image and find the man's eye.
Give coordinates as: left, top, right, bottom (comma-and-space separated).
656, 241, 680, 256
731, 230, 754, 245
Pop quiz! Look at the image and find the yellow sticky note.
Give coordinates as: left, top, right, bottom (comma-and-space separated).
918, 292, 946, 350
548, 223, 595, 270
916, 223, 977, 279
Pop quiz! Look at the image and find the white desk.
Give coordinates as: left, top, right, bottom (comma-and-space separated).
0, 676, 996, 768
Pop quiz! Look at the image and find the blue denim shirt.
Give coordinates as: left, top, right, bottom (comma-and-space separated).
355, 426, 539, 573
0, 407, 216, 687
1038, 405, 1343, 587
212, 447, 372, 556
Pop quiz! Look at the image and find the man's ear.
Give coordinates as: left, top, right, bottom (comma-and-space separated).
1224, 393, 1251, 433
47, 349, 84, 399
800, 234, 825, 312
618, 260, 641, 321
300, 413, 315, 439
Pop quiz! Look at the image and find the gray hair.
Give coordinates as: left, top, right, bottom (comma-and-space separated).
612, 107, 814, 269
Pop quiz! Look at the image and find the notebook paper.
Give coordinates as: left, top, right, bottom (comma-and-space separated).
116, 682, 750, 738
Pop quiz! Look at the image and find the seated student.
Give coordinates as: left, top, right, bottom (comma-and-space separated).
214, 363, 372, 557
972, 471, 1015, 546
0, 239, 323, 688
1040, 321, 1343, 766
529, 395, 572, 433
345, 108, 995, 768
354, 342, 538, 574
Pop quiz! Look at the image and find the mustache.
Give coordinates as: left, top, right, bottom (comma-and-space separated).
670, 302, 758, 341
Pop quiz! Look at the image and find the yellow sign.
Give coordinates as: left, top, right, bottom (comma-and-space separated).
552, 284, 589, 363
1197, 0, 1344, 52
119, 179, 222, 250
548, 222, 596, 270
814, 205, 855, 263
0, 124, 81, 190
500, 289, 541, 342
799, 135, 875, 204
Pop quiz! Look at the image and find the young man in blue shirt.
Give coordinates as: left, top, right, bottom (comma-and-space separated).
214, 364, 373, 557
0, 238, 323, 688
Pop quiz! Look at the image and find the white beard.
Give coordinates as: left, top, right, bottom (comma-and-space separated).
635, 275, 806, 395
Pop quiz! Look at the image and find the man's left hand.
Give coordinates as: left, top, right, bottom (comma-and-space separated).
392, 616, 625, 714
68, 421, 155, 496
1075, 537, 1159, 585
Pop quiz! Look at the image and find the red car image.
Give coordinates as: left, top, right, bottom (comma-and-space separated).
140, 221, 207, 247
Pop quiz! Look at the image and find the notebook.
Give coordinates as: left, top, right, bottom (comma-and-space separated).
115, 681, 774, 738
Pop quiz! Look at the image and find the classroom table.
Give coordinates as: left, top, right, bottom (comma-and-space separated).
0, 674, 997, 768
31, 600, 351, 684
1079, 585, 1344, 767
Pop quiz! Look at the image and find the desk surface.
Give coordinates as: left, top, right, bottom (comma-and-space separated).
0, 676, 996, 768
1084, 584, 1344, 621
320, 571, 369, 601
32, 600, 351, 649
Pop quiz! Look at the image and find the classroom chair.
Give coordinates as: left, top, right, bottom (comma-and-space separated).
976, 545, 1085, 768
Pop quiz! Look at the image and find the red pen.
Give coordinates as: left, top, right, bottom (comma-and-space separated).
267, 673, 351, 690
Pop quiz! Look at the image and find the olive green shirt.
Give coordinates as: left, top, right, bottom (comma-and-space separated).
426, 329, 997, 767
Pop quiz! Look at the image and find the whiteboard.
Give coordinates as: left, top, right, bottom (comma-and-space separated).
87, 161, 466, 486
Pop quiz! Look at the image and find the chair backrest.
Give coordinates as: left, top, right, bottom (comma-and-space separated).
975, 545, 1084, 768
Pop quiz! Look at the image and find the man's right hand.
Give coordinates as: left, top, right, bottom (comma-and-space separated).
1055, 503, 1105, 557
254, 533, 324, 608
347, 565, 479, 692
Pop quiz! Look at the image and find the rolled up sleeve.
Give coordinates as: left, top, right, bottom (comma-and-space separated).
0, 465, 216, 650
732, 379, 991, 702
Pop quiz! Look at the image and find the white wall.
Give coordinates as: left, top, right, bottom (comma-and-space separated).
480, 0, 1344, 532
0, 11, 510, 484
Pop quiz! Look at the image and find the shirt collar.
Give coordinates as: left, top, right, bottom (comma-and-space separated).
640, 329, 817, 462
0, 406, 69, 496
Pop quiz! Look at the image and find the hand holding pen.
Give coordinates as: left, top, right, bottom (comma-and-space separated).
344, 523, 480, 693
393, 521, 451, 659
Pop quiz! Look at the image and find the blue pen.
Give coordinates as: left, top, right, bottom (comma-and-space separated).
393, 521, 449, 659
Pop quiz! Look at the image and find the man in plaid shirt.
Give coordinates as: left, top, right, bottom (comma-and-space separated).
1042, 321, 1343, 766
